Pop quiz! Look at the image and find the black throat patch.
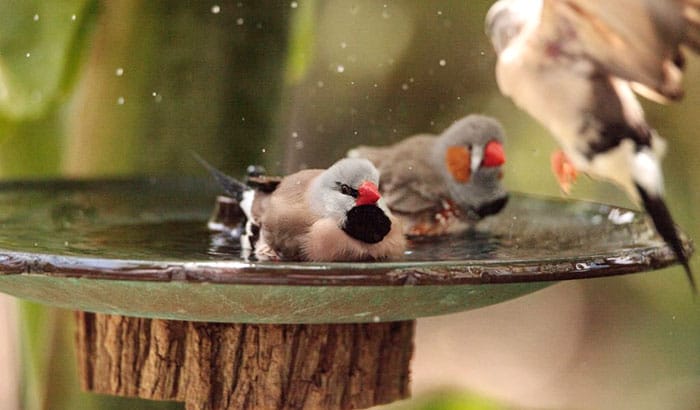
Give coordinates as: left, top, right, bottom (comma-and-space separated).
342, 205, 392, 244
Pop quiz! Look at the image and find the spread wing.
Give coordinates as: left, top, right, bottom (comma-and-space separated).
540, 0, 700, 102
350, 136, 447, 214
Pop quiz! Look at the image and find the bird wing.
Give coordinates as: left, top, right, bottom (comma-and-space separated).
353, 136, 446, 214
540, 0, 700, 102
258, 169, 321, 259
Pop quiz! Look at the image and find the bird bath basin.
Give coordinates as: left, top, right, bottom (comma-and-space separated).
0, 177, 689, 323
0, 176, 690, 410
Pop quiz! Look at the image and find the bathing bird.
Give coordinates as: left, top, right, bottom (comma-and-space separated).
348, 114, 508, 236
198, 156, 406, 262
486, 0, 698, 291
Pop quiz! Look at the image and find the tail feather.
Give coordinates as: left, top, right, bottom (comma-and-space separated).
636, 184, 696, 294
192, 153, 248, 200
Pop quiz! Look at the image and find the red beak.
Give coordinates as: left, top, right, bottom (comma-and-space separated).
356, 181, 381, 206
483, 140, 505, 167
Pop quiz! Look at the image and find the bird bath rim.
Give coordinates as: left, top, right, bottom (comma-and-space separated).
0, 244, 683, 286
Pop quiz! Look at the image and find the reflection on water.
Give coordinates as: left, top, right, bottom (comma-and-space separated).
0, 178, 670, 264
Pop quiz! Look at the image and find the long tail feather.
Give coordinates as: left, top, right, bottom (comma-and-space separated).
192, 153, 248, 200
636, 184, 696, 294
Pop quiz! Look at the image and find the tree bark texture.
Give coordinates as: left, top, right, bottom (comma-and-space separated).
75, 312, 414, 410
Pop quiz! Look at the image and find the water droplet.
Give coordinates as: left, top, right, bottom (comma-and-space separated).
25, 52, 31, 58
117, 96, 125, 105
336, 65, 345, 73
437, 10, 443, 16
291, 131, 298, 138
211, 5, 221, 14
480, 50, 486, 56
33, 14, 39, 22
340, 42, 347, 49
439, 59, 446, 66
261, 148, 266, 153
115, 67, 124, 76
608, 209, 635, 225
64, 241, 69, 246
290, 1, 298, 8
372, 316, 381, 323
71, 14, 77, 21
236, 17, 244, 25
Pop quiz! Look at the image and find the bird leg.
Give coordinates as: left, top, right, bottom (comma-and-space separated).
550, 149, 578, 194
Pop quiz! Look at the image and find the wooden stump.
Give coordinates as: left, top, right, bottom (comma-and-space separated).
75, 312, 414, 410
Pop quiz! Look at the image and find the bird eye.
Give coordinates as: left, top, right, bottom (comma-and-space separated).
337, 182, 358, 197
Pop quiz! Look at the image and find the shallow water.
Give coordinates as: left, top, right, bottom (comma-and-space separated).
0, 177, 664, 263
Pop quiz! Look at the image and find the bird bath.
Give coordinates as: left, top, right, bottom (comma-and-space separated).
0, 177, 691, 409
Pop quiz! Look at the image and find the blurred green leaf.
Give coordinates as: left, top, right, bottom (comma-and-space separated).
0, 0, 98, 120
0, 109, 63, 176
20, 302, 56, 410
382, 389, 506, 410
285, 0, 316, 85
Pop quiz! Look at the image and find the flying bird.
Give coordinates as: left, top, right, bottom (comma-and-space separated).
348, 114, 508, 236
198, 156, 406, 262
486, 0, 698, 291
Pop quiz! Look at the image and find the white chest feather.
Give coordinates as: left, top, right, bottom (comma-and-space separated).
497, 42, 595, 168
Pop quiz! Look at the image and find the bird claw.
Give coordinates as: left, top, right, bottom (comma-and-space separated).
550, 150, 578, 195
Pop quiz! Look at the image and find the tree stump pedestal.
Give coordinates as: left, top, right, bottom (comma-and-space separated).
75, 312, 414, 410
